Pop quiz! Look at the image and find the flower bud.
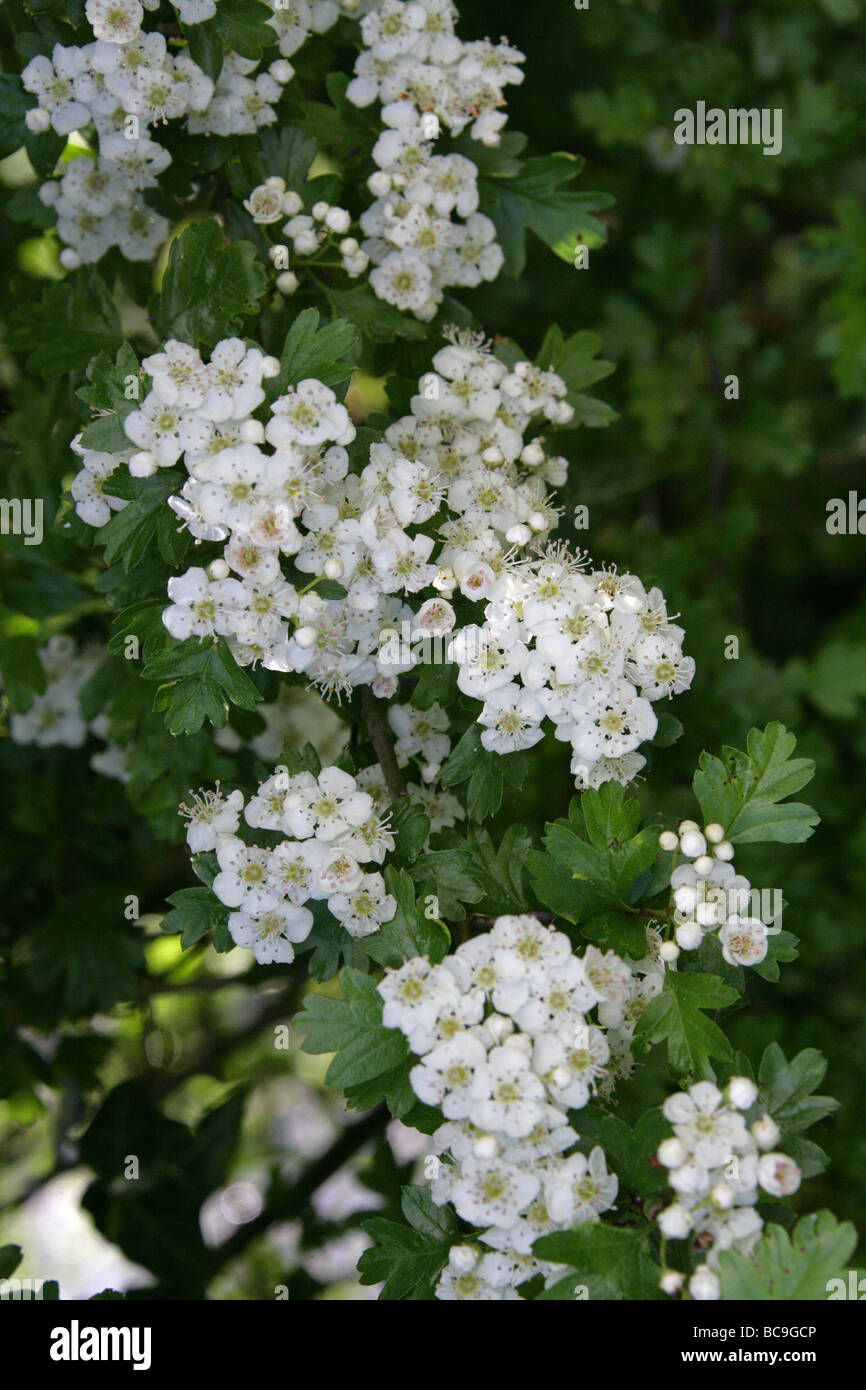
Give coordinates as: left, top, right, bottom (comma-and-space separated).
448, 1244, 478, 1274
727, 1076, 758, 1110
751, 1113, 780, 1149
659, 830, 679, 852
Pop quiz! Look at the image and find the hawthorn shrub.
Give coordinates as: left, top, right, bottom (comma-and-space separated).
0, 0, 862, 1302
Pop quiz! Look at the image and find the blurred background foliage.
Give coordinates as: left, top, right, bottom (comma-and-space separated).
0, 0, 864, 1296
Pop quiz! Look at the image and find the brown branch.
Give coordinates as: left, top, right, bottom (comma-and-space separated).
360, 685, 406, 800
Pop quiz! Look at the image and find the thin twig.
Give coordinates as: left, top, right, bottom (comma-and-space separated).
360, 685, 406, 800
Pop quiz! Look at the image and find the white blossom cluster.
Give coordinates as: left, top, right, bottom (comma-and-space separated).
4, 635, 131, 780
336, 1, 526, 319
378, 914, 667, 1300
70, 327, 691, 792
182, 765, 398, 960
657, 821, 773, 968
347, 0, 525, 148
19, 1, 342, 266
655, 1078, 802, 1301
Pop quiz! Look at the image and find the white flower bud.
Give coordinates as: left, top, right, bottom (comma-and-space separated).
240, 419, 265, 442
421, 762, 439, 784
680, 829, 707, 859
705, 823, 725, 843
658, 1204, 692, 1239
339, 236, 359, 256
658, 830, 679, 852
276, 271, 299, 295
294, 625, 318, 649
727, 1076, 758, 1110
693, 854, 715, 877
751, 1113, 780, 1149
710, 1182, 735, 1209
368, 170, 391, 197
311, 201, 330, 221
505, 524, 532, 546
325, 206, 351, 233
128, 450, 157, 477
323, 558, 343, 580
208, 559, 230, 580
714, 840, 735, 861
552, 1066, 571, 1089
689, 1268, 721, 1301
448, 1244, 478, 1274
675, 922, 703, 951
528, 511, 547, 532
679, 819, 700, 834
269, 59, 294, 84
659, 940, 680, 963
520, 441, 545, 467
472, 1135, 498, 1160
660, 1270, 684, 1295
26, 107, 51, 133
673, 885, 697, 915
59, 248, 81, 270
486, 1014, 513, 1044
657, 1137, 687, 1168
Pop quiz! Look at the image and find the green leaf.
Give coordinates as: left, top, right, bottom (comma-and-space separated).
295, 967, 415, 1115
358, 1186, 458, 1299
570, 1107, 670, 1199
635, 971, 739, 1078
142, 636, 262, 735
258, 127, 318, 190
324, 284, 428, 344
154, 219, 269, 348
528, 784, 659, 923
389, 798, 431, 866
758, 1044, 839, 1177
0, 633, 46, 712
268, 307, 359, 398
10, 272, 122, 376
464, 824, 532, 914
717, 1211, 857, 1300
0, 1246, 23, 1279
0, 74, 30, 160
534, 325, 616, 430
483, 154, 614, 278
408, 848, 483, 921
97, 472, 183, 571
161, 886, 230, 950
212, 0, 274, 60
183, 20, 224, 81
693, 723, 819, 845
534, 1223, 660, 1300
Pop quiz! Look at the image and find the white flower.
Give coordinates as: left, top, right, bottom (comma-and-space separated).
86, 0, 144, 44
180, 786, 244, 853
451, 1155, 539, 1229
719, 917, 768, 967
544, 1145, 618, 1225
228, 898, 313, 964
328, 872, 397, 937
